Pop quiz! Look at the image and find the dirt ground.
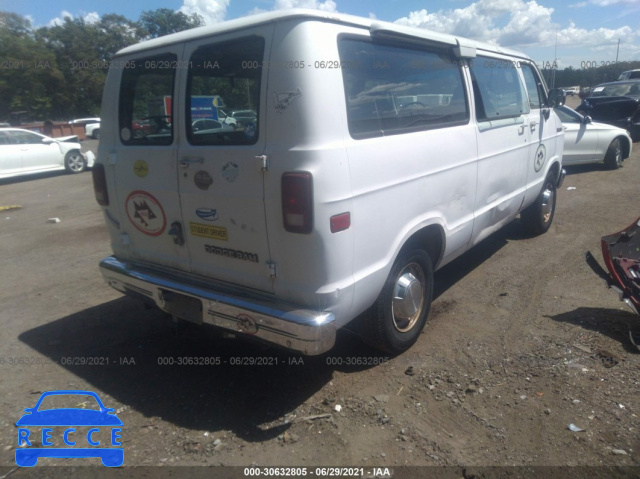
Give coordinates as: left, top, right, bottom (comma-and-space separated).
1, 96, 639, 478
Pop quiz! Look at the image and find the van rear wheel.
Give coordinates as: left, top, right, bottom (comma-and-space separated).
364, 249, 433, 354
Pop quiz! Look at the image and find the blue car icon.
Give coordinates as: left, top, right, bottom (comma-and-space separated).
16, 390, 123, 467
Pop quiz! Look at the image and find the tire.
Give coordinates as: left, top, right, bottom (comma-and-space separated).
521, 172, 557, 236
603, 138, 623, 170
64, 150, 86, 174
92, 129, 100, 139
363, 249, 433, 354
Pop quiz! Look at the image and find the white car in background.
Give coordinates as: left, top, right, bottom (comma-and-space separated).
554, 105, 632, 170
0, 128, 94, 179
216, 109, 237, 127
69, 117, 100, 139
564, 86, 580, 96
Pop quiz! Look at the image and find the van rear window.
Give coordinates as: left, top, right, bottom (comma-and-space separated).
338, 38, 469, 139
119, 54, 176, 145
186, 37, 264, 146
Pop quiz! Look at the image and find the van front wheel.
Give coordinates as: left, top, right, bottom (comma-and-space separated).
521, 172, 556, 236
364, 249, 433, 354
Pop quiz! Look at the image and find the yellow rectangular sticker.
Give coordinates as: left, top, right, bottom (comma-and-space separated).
190, 222, 228, 241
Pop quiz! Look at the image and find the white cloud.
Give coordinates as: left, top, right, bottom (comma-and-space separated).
498, 1, 556, 46
395, 0, 639, 50
247, 7, 269, 16
47, 10, 73, 27
83, 12, 100, 25
273, 0, 338, 12
590, 0, 639, 5
47, 10, 100, 27
179, 0, 230, 25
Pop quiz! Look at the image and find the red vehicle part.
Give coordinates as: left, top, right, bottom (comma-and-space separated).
586, 217, 640, 348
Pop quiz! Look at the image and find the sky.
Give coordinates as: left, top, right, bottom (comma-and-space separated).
2, 0, 639, 69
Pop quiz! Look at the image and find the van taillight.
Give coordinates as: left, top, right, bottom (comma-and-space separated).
92, 163, 109, 206
282, 172, 313, 234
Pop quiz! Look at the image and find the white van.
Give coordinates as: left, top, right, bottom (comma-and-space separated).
93, 9, 565, 355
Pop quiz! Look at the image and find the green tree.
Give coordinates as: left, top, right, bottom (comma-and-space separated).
36, 15, 143, 118
0, 12, 63, 121
1, 7, 205, 122
138, 8, 204, 39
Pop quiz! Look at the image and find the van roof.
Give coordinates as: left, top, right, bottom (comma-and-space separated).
115, 8, 531, 61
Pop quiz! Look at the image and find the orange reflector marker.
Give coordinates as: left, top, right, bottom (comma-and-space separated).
330, 212, 351, 233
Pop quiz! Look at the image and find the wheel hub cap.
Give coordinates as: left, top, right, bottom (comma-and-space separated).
392, 270, 423, 332
541, 188, 554, 223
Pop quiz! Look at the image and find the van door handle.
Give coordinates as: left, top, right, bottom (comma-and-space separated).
518, 125, 525, 135
179, 158, 204, 168
530, 122, 537, 132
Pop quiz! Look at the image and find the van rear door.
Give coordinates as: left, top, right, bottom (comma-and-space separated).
114, 48, 190, 272
177, 32, 274, 293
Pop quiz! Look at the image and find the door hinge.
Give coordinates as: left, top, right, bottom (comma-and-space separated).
256, 155, 269, 171
268, 262, 278, 279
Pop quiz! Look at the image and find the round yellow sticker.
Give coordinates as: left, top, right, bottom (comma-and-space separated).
133, 160, 149, 178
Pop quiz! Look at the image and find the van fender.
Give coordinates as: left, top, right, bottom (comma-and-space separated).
350, 216, 446, 326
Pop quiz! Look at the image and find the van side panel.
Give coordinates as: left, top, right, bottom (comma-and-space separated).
335, 30, 479, 317
263, 20, 357, 325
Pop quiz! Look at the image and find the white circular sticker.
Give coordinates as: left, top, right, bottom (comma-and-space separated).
121, 128, 131, 141
125, 190, 166, 236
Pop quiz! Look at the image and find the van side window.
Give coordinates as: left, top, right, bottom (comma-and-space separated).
187, 37, 264, 146
119, 54, 176, 145
338, 39, 469, 139
520, 63, 546, 109
470, 57, 529, 120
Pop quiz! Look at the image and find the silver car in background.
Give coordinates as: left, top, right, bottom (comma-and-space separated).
554, 105, 632, 170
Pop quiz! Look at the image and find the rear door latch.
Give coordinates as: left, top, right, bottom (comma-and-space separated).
168, 221, 185, 246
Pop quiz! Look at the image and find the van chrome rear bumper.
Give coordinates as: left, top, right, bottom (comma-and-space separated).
99, 256, 336, 355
